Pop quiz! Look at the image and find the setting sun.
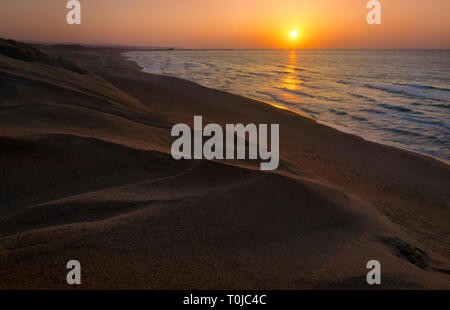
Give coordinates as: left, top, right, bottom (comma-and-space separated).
290, 29, 298, 39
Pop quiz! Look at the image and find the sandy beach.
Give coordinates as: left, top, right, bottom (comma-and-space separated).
0, 40, 449, 289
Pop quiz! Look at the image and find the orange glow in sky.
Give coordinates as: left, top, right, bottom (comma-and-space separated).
1, 0, 449, 49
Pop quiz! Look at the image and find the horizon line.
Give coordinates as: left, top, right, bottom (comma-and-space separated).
4, 37, 450, 51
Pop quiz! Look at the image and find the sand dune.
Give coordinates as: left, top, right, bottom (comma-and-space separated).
0, 40, 448, 289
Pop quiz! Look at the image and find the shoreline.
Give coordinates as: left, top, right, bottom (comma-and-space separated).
123, 51, 450, 166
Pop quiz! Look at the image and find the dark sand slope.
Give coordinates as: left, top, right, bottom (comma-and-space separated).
0, 41, 449, 289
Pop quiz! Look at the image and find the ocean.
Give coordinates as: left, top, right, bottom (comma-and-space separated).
125, 49, 450, 160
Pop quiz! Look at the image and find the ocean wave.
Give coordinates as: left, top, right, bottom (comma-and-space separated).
328, 109, 348, 116
431, 103, 450, 109
279, 65, 315, 74
292, 67, 307, 72
272, 70, 290, 74
274, 86, 316, 98
247, 71, 270, 77
399, 116, 441, 125
359, 108, 387, 114
396, 116, 450, 129
385, 127, 422, 137
350, 93, 376, 102
350, 115, 368, 121
328, 109, 367, 121
378, 103, 413, 113
200, 62, 216, 68
303, 84, 319, 89
396, 83, 450, 92
299, 107, 319, 116
320, 95, 342, 102
364, 83, 448, 100
184, 62, 203, 69
275, 85, 340, 103
336, 80, 353, 85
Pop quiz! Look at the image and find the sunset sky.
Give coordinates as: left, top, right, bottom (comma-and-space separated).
1, 0, 449, 49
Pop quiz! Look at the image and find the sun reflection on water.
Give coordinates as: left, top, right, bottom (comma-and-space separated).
277, 50, 304, 93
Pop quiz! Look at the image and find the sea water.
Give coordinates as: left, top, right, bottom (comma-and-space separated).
125, 49, 450, 160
